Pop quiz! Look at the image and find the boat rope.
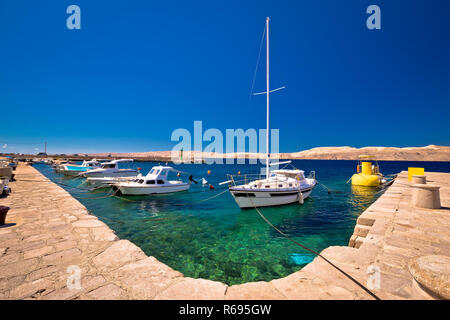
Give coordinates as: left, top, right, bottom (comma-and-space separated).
316, 180, 343, 194
74, 189, 119, 200
248, 198, 381, 300
248, 22, 266, 102
112, 188, 229, 205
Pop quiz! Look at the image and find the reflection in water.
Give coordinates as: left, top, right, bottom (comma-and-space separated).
349, 185, 379, 214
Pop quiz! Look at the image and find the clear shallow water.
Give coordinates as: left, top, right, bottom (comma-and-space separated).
35, 160, 450, 285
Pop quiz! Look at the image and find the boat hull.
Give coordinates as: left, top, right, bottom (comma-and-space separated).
83, 170, 138, 178
87, 176, 137, 187
117, 183, 190, 195
61, 170, 84, 177
230, 186, 315, 209
61, 168, 91, 176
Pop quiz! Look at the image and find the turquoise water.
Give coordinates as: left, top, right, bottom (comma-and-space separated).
35, 160, 450, 285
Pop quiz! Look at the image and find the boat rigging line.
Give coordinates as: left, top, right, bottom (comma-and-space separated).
249, 197, 381, 300
315, 180, 343, 194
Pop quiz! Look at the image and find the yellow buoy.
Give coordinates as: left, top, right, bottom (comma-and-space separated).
351, 155, 382, 187
207, 170, 211, 175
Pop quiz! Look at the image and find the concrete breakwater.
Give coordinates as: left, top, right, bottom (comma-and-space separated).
0, 164, 448, 299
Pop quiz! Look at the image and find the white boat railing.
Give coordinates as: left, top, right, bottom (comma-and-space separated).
308, 171, 316, 180
225, 171, 315, 190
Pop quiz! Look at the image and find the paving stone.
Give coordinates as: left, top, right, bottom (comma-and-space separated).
0, 258, 39, 279
92, 240, 146, 270
271, 270, 358, 300
225, 282, 286, 300
43, 286, 80, 300
109, 256, 183, 299
24, 246, 55, 259
72, 219, 106, 228
155, 277, 227, 300
91, 227, 118, 242
0, 275, 26, 292
9, 279, 53, 299
87, 283, 125, 300
28, 265, 60, 281
0, 252, 21, 265
54, 240, 78, 252
42, 248, 82, 265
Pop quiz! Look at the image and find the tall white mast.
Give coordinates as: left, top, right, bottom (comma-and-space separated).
265, 17, 270, 179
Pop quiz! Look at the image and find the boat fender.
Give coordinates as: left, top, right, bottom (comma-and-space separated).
298, 191, 304, 204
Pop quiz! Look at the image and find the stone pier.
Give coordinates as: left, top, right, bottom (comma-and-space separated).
0, 164, 449, 299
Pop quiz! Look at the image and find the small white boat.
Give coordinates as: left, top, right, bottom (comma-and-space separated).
82, 159, 138, 178
54, 160, 77, 173
61, 159, 103, 176
114, 166, 190, 195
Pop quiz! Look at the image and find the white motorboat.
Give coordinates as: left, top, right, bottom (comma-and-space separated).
54, 160, 77, 173
86, 174, 143, 188
114, 166, 190, 195
60, 159, 103, 176
224, 17, 317, 209
81, 159, 138, 178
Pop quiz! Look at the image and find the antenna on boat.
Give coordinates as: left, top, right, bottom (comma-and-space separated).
252, 17, 285, 178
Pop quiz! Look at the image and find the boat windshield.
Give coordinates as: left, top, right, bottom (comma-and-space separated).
149, 169, 160, 175
101, 163, 116, 169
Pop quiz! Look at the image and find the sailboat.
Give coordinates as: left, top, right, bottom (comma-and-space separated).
223, 17, 317, 209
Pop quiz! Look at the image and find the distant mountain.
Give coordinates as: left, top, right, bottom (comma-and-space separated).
287, 145, 450, 161
87, 145, 450, 162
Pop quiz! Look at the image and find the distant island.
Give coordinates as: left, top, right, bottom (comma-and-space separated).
85, 145, 450, 162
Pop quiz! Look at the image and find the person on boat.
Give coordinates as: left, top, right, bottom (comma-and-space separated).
189, 175, 198, 184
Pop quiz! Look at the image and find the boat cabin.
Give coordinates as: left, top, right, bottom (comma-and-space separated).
270, 169, 306, 180
98, 159, 134, 169
134, 166, 183, 185
80, 160, 101, 167
241, 170, 306, 190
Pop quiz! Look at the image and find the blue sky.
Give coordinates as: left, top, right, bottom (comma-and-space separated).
1, 0, 449, 154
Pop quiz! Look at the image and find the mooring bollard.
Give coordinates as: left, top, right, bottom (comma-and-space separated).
0, 205, 10, 225
411, 175, 426, 184
411, 184, 441, 209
